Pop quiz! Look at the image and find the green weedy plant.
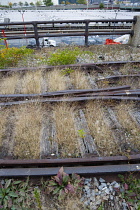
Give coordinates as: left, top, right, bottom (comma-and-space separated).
61, 68, 75, 76
78, 129, 86, 138
47, 166, 84, 200
118, 174, 140, 209
0, 178, 34, 209
33, 188, 43, 210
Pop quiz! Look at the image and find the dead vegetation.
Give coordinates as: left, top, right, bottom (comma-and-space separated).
0, 73, 20, 94
47, 69, 67, 92
0, 108, 9, 148
21, 70, 42, 94
0, 45, 140, 159
85, 101, 119, 156
115, 103, 140, 150
53, 103, 80, 157
14, 104, 42, 159
70, 70, 91, 89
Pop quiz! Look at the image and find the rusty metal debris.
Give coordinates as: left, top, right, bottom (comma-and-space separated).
0, 154, 140, 167
0, 60, 140, 73
0, 164, 140, 177
1, 86, 140, 106
0, 154, 140, 178
97, 74, 140, 81
0, 85, 131, 100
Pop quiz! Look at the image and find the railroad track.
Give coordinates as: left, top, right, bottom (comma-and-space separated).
0, 60, 140, 178
0, 155, 140, 179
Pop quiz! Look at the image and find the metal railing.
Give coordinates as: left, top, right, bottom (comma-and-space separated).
0, 18, 136, 47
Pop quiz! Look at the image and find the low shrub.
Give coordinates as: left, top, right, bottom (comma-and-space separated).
47, 47, 93, 66
0, 47, 34, 68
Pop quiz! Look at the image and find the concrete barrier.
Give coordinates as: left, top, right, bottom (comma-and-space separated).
129, 16, 140, 47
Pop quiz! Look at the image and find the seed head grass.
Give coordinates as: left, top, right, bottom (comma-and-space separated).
115, 103, 140, 149
47, 69, 67, 92
0, 108, 9, 148
70, 70, 91, 89
53, 103, 80, 157
21, 70, 42, 94
0, 73, 19, 94
85, 101, 119, 156
14, 104, 42, 159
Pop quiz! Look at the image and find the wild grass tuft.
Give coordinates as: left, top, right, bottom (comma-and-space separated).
21, 70, 42, 94
47, 69, 67, 92
0, 73, 20, 94
14, 104, 42, 159
115, 103, 140, 149
85, 101, 119, 156
70, 70, 91, 89
0, 108, 9, 148
53, 103, 80, 157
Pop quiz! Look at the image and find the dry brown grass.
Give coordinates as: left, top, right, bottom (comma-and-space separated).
0, 108, 9, 147
115, 103, 140, 149
53, 103, 80, 157
47, 69, 67, 92
70, 70, 91, 89
0, 73, 19, 94
21, 70, 42, 94
56, 197, 85, 210
14, 104, 43, 159
85, 101, 119, 156
42, 195, 84, 210
119, 63, 140, 75
118, 77, 140, 89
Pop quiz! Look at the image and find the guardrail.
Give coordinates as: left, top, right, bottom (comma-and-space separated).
0, 18, 136, 47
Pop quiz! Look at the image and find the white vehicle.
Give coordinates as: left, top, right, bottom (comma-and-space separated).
42, 37, 56, 47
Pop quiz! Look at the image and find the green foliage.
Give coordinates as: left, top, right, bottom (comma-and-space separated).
0, 38, 6, 50
43, 0, 53, 6
47, 167, 84, 200
0, 47, 34, 69
118, 174, 140, 208
61, 68, 75, 76
76, 0, 87, 4
65, 1, 70, 4
18, 1, 23, 6
0, 178, 34, 209
35, 0, 42, 6
24, 1, 29, 6
47, 47, 93, 66
98, 202, 104, 210
33, 188, 42, 210
30, 2, 34, 6
99, 3, 104, 9
8, 2, 13, 8
78, 129, 86, 138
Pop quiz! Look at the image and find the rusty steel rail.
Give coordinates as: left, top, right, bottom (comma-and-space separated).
1, 89, 140, 102
0, 95, 140, 107
97, 74, 140, 81
0, 85, 131, 100
0, 155, 140, 177
0, 154, 140, 167
0, 60, 140, 73
0, 164, 140, 177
